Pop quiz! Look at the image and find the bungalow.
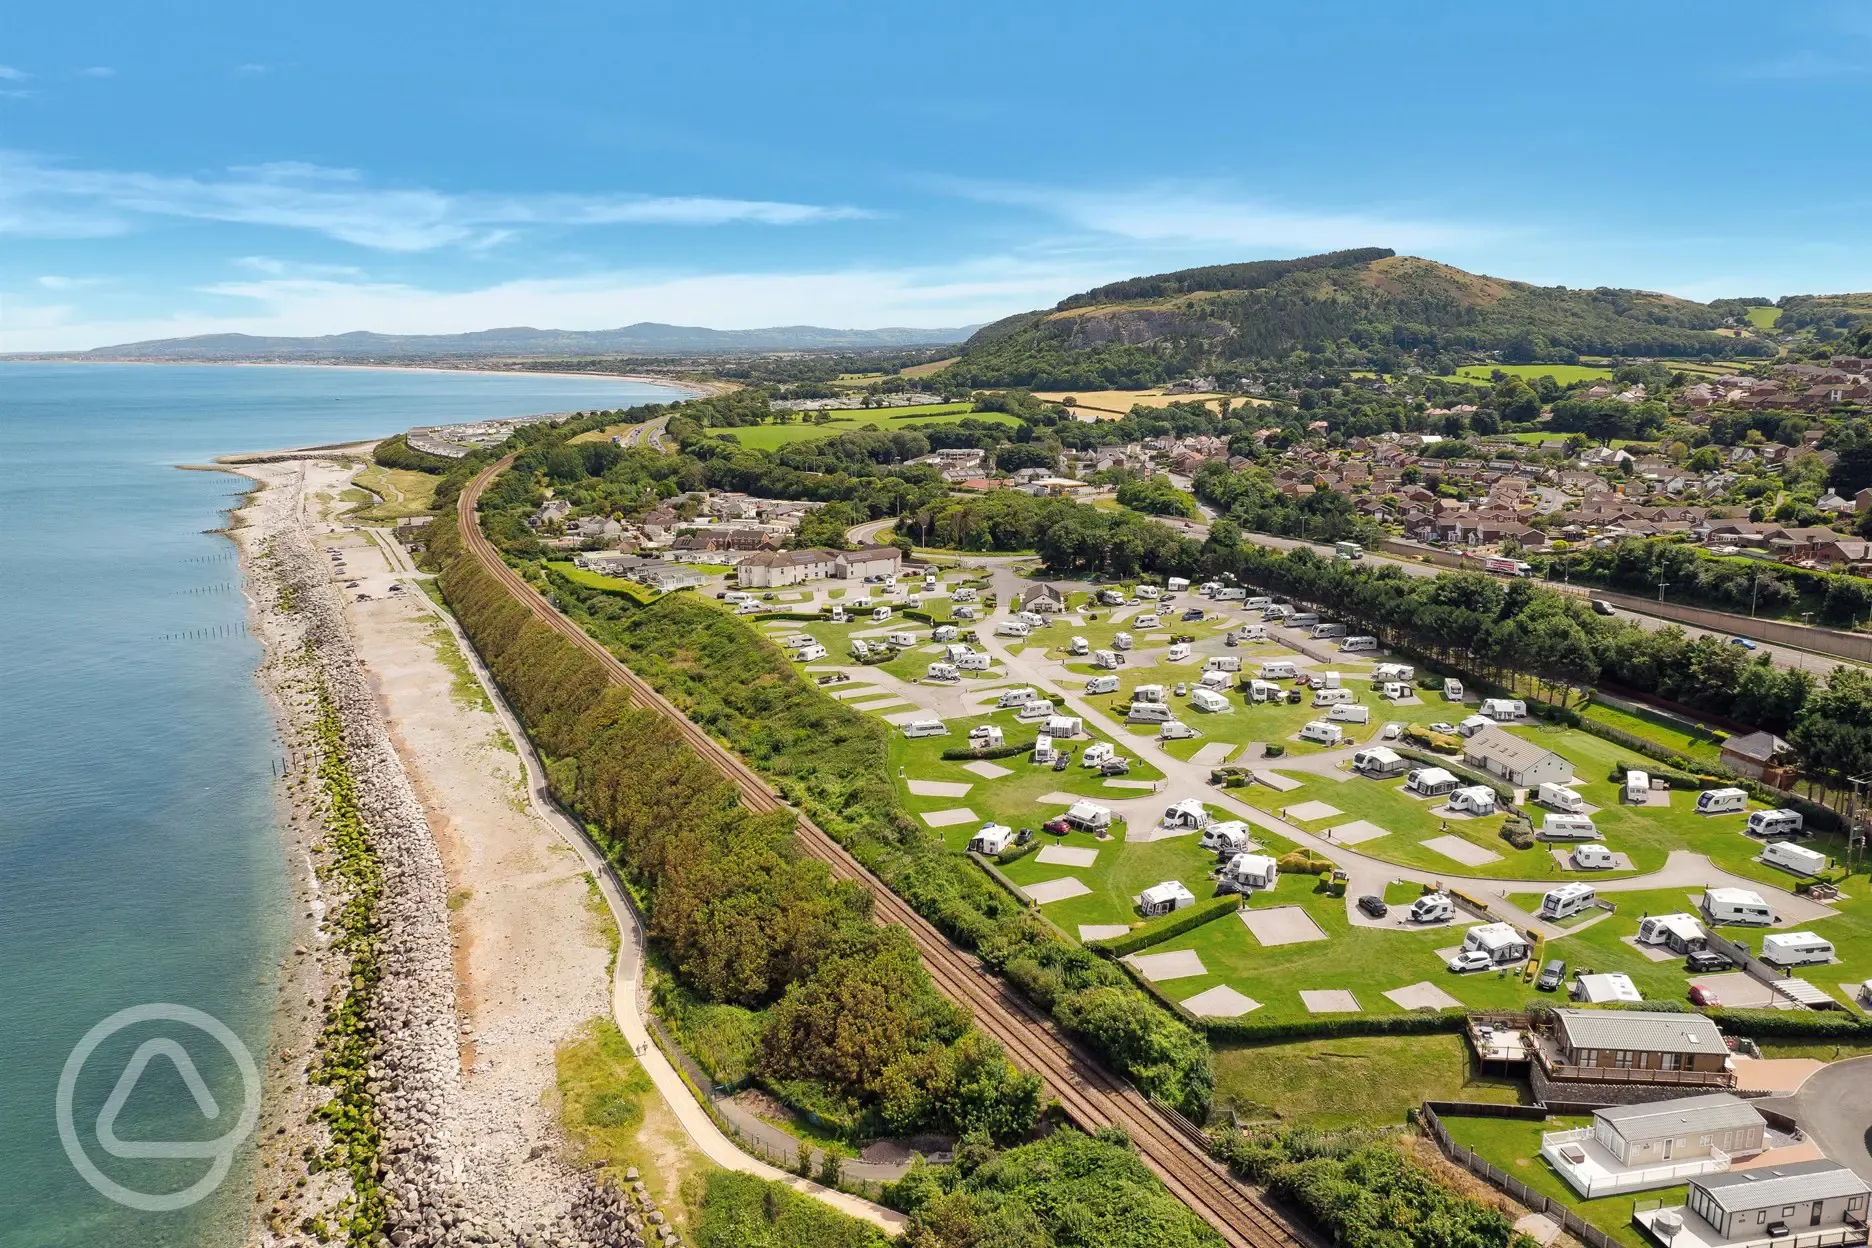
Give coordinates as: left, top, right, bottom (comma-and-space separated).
1720, 732, 1795, 784
1542, 1009, 1735, 1088
1464, 727, 1572, 788
1018, 583, 1068, 614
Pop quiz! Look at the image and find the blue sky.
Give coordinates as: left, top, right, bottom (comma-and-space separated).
4, 1, 1872, 350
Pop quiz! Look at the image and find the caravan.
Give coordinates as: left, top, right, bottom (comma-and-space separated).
1215, 586, 1246, 601
1068, 635, 1090, 656
888, 631, 917, 648
1258, 660, 1298, 680
1061, 801, 1112, 833
1695, 787, 1748, 816
1200, 820, 1254, 853
1352, 746, 1406, 776
872, 606, 894, 622
1205, 655, 1243, 673
1312, 687, 1355, 708
1246, 679, 1283, 703
1163, 799, 1211, 831
1571, 844, 1618, 870
1166, 642, 1192, 662
933, 624, 959, 643
1167, 577, 1191, 593
1340, 635, 1378, 652
996, 687, 1041, 709
927, 662, 960, 682
796, 643, 828, 662
1190, 688, 1230, 714
1030, 734, 1057, 765
968, 824, 1015, 855
1015, 699, 1054, 723
1447, 786, 1497, 816
1540, 815, 1600, 841
1624, 770, 1651, 804
1080, 742, 1115, 769
1238, 624, 1268, 642
1747, 809, 1806, 839
1220, 852, 1280, 894
1480, 698, 1525, 721
995, 619, 1031, 638
1127, 702, 1173, 724
957, 651, 992, 671
1113, 632, 1134, 651
1443, 678, 1464, 701
1134, 613, 1161, 629
1132, 683, 1167, 704
1243, 596, 1272, 611
968, 725, 1004, 749
1540, 883, 1597, 921
1760, 932, 1835, 968
1762, 841, 1828, 877
1536, 783, 1585, 814
1703, 887, 1774, 926
1312, 623, 1348, 641
1328, 703, 1370, 724
902, 719, 949, 739
1092, 649, 1122, 670
1299, 720, 1344, 746
1373, 663, 1415, 683
1637, 913, 1707, 953
1287, 612, 1320, 629
1198, 670, 1232, 692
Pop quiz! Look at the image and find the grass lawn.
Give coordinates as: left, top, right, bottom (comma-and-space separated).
351, 465, 439, 521
708, 407, 1015, 451
1210, 1033, 1525, 1127
1440, 1113, 1674, 1248
548, 561, 660, 604
1581, 701, 1726, 764
1452, 364, 1615, 385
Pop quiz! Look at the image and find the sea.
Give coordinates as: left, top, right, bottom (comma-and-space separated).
0, 363, 686, 1248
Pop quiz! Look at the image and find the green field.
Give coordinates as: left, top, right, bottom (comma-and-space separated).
547, 561, 659, 603
1580, 700, 1726, 763
1452, 364, 1615, 385
1745, 305, 1783, 330
1440, 1113, 1673, 1248
1211, 1033, 1523, 1126
705, 404, 1016, 451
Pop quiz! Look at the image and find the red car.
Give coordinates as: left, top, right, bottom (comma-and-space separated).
1042, 817, 1071, 836
1688, 983, 1722, 1008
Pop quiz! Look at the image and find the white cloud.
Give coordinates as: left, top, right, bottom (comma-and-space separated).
0, 152, 873, 250
0, 66, 26, 81
79, 66, 115, 78
234, 63, 272, 77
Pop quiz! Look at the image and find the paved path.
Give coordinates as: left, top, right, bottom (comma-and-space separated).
1772, 1056, 1872, 1182
388, 528, 906, 1233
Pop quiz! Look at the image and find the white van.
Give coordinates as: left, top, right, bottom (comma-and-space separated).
1085, 674, 1121, 695
887, 631, 917, 648
1134, 613, 1161, 629
872, 606, 893, 622
1340, 635, 1378, 652
1113, 632, 1134, 651
1205, 655, 1242, 673
1624, 770, 1651, 804
927, 662, 960, 682
1243, 596, 1271, 611
1762, 841, 1828, 877
1127, 702, 1173, 724
1572, 844, 1617, 870
1158, 720, 1198, 740
1190, 688, 1230, 713
1747, 809, 1807, 839
1092, 649, 1122, 670
1258, 660, 1298, 680
1312, 688, 1355, 708
1695, 787, 1747, 816
1536, 783, 1585, 814
996, 687, 1040, 708
1540, 883, 1597, 920
1239, 625, 1268, 642
1541, 815, 1600, 841
1215, 587, 1246, 601
1287, 612, 1320, 629
957, 652, 992, 671
1443, 678, 1463, 701
1328, 703, 1370, 724
995, 619, 1031, 638
1069, 635, 1090, 656
1761, 932, 1835, 968
1166, 642, 1192, 662
1198, 670, 1232, 692
1299, 720, 1344, 746
902, 719, 948, 738
1313, 623, 1348, 641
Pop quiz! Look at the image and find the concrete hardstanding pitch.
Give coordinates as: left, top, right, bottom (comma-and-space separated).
1124, 949, 1209, 982
1383, 981, 1464, 1011
920, 807, 978, 827
1181, 985, 1262, 1018
1299, 989, 1361, 1013
907, 779, 973, 797
1035, 844, 1099, 868
1420, 834, 1502, 866
1021, 876, 1092, 905
1239, 906, 1329, 947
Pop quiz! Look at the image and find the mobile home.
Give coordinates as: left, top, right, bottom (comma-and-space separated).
1695, 787, 1747, 816
1536, 783, 1586, 814
1541, 815, 1601, 841
1762, 841, 1828, 877
1703, 887, 1773, 926
1747, 809, 1806, 839
968, 824, 1015, 855
1190, 688, 1231, 713
1257, 660, 1298, 680
1760, 932, 1835, 968
1299, 720, 1344, 746
1540, 882, 1598, 920
902, 719, 948, 738
1447, 785, 1498, 816
1328, 703, 1370, 725
1340, 634, 1378, 652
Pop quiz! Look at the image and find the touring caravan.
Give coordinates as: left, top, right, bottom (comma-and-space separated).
1220, 852, 1280, 894
1536, 783, 1586, 814
1031, 735, 1057, 764
1092, 649, 1122, 670
1624, 770, 1651, 804
1199, 820, 1253, 853
1313, 623, 1348, 641
1163, 798, 1211, 830
1062, 801, 1112, 832
1319, 671, 1342, 689
1215, 587, 1246, 601
849, 596, 873, 610
997, 687, 1040, 708
957, 651, 991, 671
1205, 655, 1242, 673
1137, 881, 1195, 917
1132, 683, 1167, 704
1762, 841, 1828, 877
1703, 887, 1774, 926
1443, 679, 1463, 701
1541, 815, 1600, 841
932, 624, 958, 643
944, 643, 974, 661
1068, 635, 1090, 656
1340, 635, 1377, 652
1135, 585, 1160, 600
1381, 682, 1409, 700
1239, 625, 1268, 642
849, 639, 871, 660
1015, 699, 1054, 723
1085, 674, 1121, 695
796, 643, 828, 662
927, 662, 960, 682
1045, 715, 1084, 739
1480, 698, 1525, 721
995, 619, 1030, 638
1571, 844, 1617, 870
1448, 785, 1498, 816
1258, 660, 1298, 680
1198, 670, 1232, 692
968, 725, 1004, 749
1407, 767, 1460, 797
1747, 809, 1806, 839
1159, 720, 1198, 740
1127, 702, 1173, 724
1134, 613, 1161, 629
1373, 663, 1415, 683
968, 824, 1015, 855
1246, 679, 1283, 703
1080, 742, 1115, 768
872, 606, 894, 622
1166, 642, 1192, 662
1017, 611, 1048, 628
888, 631, 917, 648
1243, 596, 1271, 611
902, 719, 948, 738
1457, 714, 1491, 736
1540, 883, 1597, 920
951, 587, 977, 603
1352, 746, 1406, 776
1328, 703, 1370, 724
1190, 688, 1230, 714
1636, 912, 1707, 953
1113, 632, 1134, 651
1312, 688, 1355, 708
1167, 577, 1191, 593
1299, 720, 1344, 746
1760, 932, 1835, 969
1695, 787, 1748, 816
1287, 612, 1320, 630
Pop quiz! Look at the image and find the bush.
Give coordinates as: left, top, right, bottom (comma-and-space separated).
372, 432, 456, 473
1277, 851, 1335, 875
1706, 1008, 1872, 1040
1263, 743, 1286, 758
1200, 1011, 1468, 1042
1089, 896, 1241, 957
941, 737, 1038, 761
995, 837, 1042, 866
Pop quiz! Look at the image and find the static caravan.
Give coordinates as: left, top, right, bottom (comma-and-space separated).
927, 662, 960, 681
1762, 841, 1828, 877
1246, 679, 1283, 704
1206, 655, 1243, 673
1258, 660, 1298, 680
1112, 631, 1134, 651
1443, 678, 1463, 701
1092, 649, 1122, 670
1199, 820, 1254, 853
1015, 699, 1054, 723
1407, 766, 1460, 797
1287, 612, 1320, 629
1761, 932, 1835, 968
1167, 577, 1191, 593
1198, 670, 1232, 692
1374, 663, 1415, 683
1340, 634, 1378, 652
968, 724, 1005, 749
1163, 798, 1211, 830
1299, 720, 1344, 746
1127, 702, 1173, 724
1703, 887, 1773, 926
887, 631, 917, 648
1166, 642, 1192, 662
1137, 880, 1196, 918
1541, 815, 1600, 841
1221, 852, 1280, 894
1080, 742, 1115, 768
1190, 688, 1231, 714
1747, 809, 1806, 839
902, 719, 948, 739
1068, 635, 1089, 655
1540, 882, 1598, 920
1328, 703, 1370, 725
1695, 787, 1748, 816
933, 624, 959, 643
1313, 623, 1348, 641
957, 651, 992, 671
1044, 715, 1084, 739
969, 824, 1015, 855
997, 687, 1040, 708
1572, 844, 1617, 870
1536, 783, 1586, 814
796, 643, 828, 662
1085, 674, 1121, 695
1312, 688, 1355, 708
1063, 800, 1112, 832
1353, 746, 1406, 777
1448, 785, 1498, 816
1624, 770, 1652, 804
1636, 912, 1707, 954
1158, 720, 1198, 740
995, 619, 1030, 638
1031, 734, 1057, 764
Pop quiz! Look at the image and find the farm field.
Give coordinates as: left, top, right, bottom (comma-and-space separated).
1451, 364, 1614, 384
1031, 389, 1231, 418
1209, 1033, 1524, 1127
705, 405, 1016, 451
1745, 305, 1783, 330
1440, 1113, 1672, 1248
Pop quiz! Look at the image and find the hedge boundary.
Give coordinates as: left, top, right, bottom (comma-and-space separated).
1088, 896, 1242, 957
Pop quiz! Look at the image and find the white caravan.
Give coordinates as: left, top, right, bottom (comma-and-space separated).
1760, 932, 1835, 968
1762, 841, 1828, 877
902, 719, 948, 738
1540, 883, 1597, 920
1695, 787, 1748, 816
1536, 783, 1585, 814
1085, 674, 1121, 695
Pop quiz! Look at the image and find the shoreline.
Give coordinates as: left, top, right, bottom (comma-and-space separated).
4, 356, 724, 397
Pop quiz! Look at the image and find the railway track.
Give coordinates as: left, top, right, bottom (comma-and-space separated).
456, 457, 1309, 1248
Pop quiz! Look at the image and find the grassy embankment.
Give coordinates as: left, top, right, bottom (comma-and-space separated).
349, 465, 439, 522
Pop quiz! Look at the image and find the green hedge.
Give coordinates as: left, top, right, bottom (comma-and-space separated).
1612, 759, 1706, 791
1201, 1010, 1469, 1043
942, 737, 1038, 761
750, 610, 828, 622
1089, 896, 1241, 957
995, 837, 1043, 866
1707, 1007, 1872, 1039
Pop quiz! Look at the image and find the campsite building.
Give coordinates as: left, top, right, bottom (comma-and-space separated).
1463, 727, 1573, 788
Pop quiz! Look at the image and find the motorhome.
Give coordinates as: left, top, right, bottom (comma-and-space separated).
1166, 577, 1191, 593
1085, 674, 1121, 695
1760, 932, 1835, 969
1244, 596, 1271, 611
1328, 703, 1370, 725
927, 662, 960, 682
1133, 683, 1167, 704
1205, 655, 1243, 673
1541, 815, 1601, 841
1134, 613, 1161, 629
995, 619, 1030, 638
957, 651, 992, 671
1215, 587, 1246, 601
1703, 887, 1773, 926
1166, 642, 1192, 661
1190, 688, 1231, 713
888, 631, 917, 648
1098, 588, 1126, 606
1312, 687, 1355, 708
1092, 649, 1121, 670
1158, 720, 1198, 740
933, 624, 958, 643
1112, 632, 1134, 651
1352, 745, 1406, 776
1220, 852, 1280, 894
1624, 770, 1651, 803
849, 639, 871, 660
1198, 670, 1232, 692
1246, 679, 1283, 703
1747, 809, 1806, 839
1045, 715, 1084, 739
1127, 702, 1173, 724
950, 587, 977, 603
1694, 787, 1747, 816
830, 606, 848, 623
1572, 844, 1617, 870
1299, 720, 1344, 746
849, 595, 874, 610
1258, 660, 1298, 680
1540, 883, 1598, 921
1536, 783, 1586, 813
1762, 841, 1828, 877
1080, 742, 1115, 769
1031, 734, 1057, 764
1340, 635, 1378, 652
1448, 785, 1497, 816
1312, 623, 1348, 641
969, 824, 1015, 855
902, 719, 948, 738
1480, 698, 1526, 721
968, 724, 1004, 749
1068, 635, 1090, 656
1408, 893, 1455, 923
1287, 612, 1320, 629
1373, 663, 1415, 683
1239, 625, 1268, 642
1443, 678, 1463, 701
1199, 820, 1254, 853
944, 643, 974, 661
995, 688, 1040, 709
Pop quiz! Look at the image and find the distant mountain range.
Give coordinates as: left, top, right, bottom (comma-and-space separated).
36, 322, 981, 361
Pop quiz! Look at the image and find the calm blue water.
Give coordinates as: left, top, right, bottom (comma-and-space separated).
0, 363, 684, 1247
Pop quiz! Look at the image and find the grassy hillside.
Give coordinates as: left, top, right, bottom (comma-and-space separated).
945, 248, 1775, 388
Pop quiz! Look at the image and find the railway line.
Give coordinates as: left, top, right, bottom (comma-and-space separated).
455, 457, 1310, 1248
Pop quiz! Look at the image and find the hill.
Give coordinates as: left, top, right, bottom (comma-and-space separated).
944, 249, 1776, 389
44, 322, 980, 362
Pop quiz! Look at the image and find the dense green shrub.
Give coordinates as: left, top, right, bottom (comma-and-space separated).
371, 432, 456, 473
693, 1169, 888, 1248
1200, 1011, 1468, 1043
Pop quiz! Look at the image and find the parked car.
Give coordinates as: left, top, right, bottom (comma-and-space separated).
1356, 894, 1388, 919
1428, 722, 1458, 735
1181, 609, 1205, 622
1688, 983, 1722, 1007
1174, 681, 1188, 697
1099, 758, 1131, 776
1284, 690, 1303, 704
1685, 950, 1734, 974
1447, 950, 1493, 974
1042, 817, 1071, 836
1729, 636, 1757, 650
1052, 751, 1071, 771
1535, 959, 1567, 992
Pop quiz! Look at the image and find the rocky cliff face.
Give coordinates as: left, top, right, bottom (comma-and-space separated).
1060, 308, 1234, 349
